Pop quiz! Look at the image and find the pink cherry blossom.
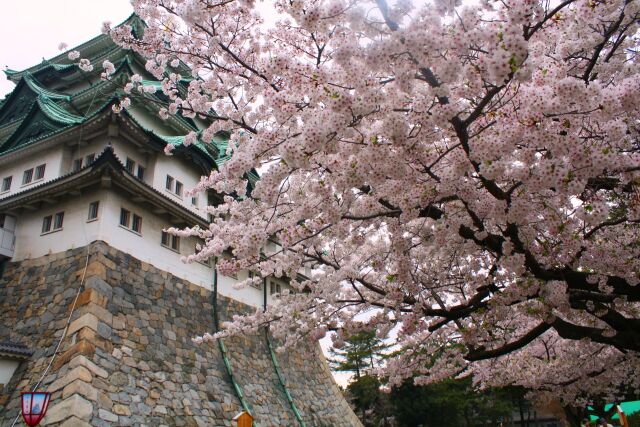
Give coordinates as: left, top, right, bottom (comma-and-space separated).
112, 0, 640, 402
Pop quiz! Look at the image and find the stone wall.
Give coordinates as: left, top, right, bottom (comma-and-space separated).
0, 241, 361, 426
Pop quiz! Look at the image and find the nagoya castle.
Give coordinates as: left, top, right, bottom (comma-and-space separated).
0, 14, 360, 426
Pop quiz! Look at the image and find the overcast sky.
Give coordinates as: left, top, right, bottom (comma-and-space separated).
0, 0, 133, 98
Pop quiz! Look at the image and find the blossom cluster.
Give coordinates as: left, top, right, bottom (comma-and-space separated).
112, 0, 640, 402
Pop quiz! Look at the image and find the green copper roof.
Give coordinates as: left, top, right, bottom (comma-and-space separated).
36, 95, 83, 125
140, 80, 163, 89
24, 73, 71, 101
0, 12, 257, 183
147, 129, 258, 183
140, 131, 218, 164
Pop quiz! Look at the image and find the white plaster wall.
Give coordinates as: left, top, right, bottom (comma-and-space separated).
108, 139, 151, 182
0, 149, 64, 200
98, 191, 216, 289
10, 187, 285, 307
12, 191, 104, 259
64, 138, 111, 173
129, 105, 193, 135
153, 153, 206, 217
0, 359, 20, 386
89, 135, 207, 219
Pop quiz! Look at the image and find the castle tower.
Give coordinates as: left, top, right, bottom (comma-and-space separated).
0, 14, 360, 426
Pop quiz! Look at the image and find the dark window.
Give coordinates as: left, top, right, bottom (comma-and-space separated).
161, 231, 180, 251
35, 164, 46, 180
85, 153, 95, 165
166, 175, 174, 191
137, 166, 145, 180
54, 212, 64, 229
72, 158, 82, 172
270, 281, 282, 295
1, 176, 11, 192
132, 214, 142, 233
42, 215, 52, 233
119, 208, 130, 227
125, 158, 135, 173
175, 181, 183, 197
191, 196, 198, 206
88, 201, 99, 220
22, 168, 34, 185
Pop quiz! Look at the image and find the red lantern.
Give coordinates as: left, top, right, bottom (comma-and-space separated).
21, 392, 51, 427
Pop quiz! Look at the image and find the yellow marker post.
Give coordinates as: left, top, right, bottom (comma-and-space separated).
616, 405, 629, 427
233, 411, 253, 427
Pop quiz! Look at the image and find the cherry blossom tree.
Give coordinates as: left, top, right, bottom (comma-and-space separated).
111, 0, 640, 399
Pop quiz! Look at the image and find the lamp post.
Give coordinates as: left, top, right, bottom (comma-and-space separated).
21, 392, 51, 427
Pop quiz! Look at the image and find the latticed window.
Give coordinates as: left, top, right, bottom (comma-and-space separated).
22, 168, 33, 185
41, 216, 52, 233
119, 208, 130, 227
88, 201, 99, 220
53, 212, 64, 229
1, 176, 11, 192
132, 214, 142, 233
161, 231, 180, 251
270, 281, 282, 295
119, 208, 142, 235
35, 164, 46, 180
125, 158, 135, 173
41, 212, 64, 233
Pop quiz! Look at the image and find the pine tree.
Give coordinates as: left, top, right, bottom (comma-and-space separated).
329, 330, 387, 379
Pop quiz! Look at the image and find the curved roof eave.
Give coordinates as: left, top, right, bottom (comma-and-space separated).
0, 72, 72, 127
120, 108, 217, 172
0, 94, 119, 155
0, 145, 208, 227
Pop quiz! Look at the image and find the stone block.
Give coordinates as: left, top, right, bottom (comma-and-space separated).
113, 403, 132, 416
43, 394, 93, 424
69, 355, 109, 378
79, 261, 107, 280
75, 301, 112, 324
62, 379, 98, 401
97, 391, 114, 409
154, 405, 168, 415
77, 327, 97, 342
97, 321, 112, 339
49, 366, 92, 392
59, 416, 93, 427
84, 275, 113, 297
110, 371, 129, 387
98, 409, 118, 422
72, 288, 109, 311
67, 313, 99, 336
112, 316, 126, 330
